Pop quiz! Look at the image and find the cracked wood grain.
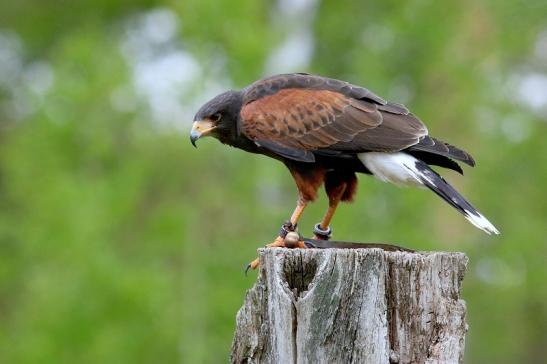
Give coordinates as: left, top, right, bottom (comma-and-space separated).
231, 248, 468, 364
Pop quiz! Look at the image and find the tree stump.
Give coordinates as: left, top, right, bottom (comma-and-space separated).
231, 248, 468, 364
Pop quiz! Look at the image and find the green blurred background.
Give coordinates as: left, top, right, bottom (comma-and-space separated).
0, 0, 546, 363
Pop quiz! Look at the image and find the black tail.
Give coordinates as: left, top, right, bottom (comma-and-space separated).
413, 160, 499, 235
409, 136, 476, 167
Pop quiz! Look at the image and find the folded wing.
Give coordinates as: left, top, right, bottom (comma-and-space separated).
239, 87, 427, 161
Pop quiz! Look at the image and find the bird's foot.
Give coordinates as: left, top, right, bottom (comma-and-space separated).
313, 223, 332, 240
245, 222, 305, 275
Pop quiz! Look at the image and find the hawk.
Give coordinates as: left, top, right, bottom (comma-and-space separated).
191, 73, 499, 268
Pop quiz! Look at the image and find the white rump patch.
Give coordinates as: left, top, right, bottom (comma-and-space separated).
358, 152, 426, 187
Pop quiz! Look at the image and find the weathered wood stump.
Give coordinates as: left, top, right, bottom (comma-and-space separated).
231, 248, 468, 364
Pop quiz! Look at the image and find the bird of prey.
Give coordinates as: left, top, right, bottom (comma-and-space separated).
191, 73, 499, 267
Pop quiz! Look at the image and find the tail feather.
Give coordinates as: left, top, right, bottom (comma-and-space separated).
409, 136, 476, 167
358, 152, 499, 235
411, 160, 500, 235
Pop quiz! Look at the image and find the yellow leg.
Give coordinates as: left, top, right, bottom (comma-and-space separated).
289, 197, 308, 226
314, 184, 347, 240
319, 199, 341, 231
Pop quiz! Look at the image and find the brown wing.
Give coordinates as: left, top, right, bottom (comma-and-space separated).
241, 88, 383, 148
239, 79, 427, 162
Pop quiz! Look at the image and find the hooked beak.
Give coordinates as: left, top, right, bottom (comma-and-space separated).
190, 120, 216, 147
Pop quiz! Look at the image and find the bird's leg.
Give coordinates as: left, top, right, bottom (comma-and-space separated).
289, 196, 308, 227
313, 183, 347, 240
246, 197, 308, 273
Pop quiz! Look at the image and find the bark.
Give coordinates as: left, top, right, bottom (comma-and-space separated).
231, 248, 468, 364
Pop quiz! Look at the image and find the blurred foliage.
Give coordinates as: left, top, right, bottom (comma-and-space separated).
0, 0, 546, 363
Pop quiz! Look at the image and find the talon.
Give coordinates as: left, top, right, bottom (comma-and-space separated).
245, 258, 260, 275
246, 230, 306, 273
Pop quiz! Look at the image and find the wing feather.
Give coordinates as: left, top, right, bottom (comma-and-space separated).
239, 75, 428, 161
408, 136, 475, 166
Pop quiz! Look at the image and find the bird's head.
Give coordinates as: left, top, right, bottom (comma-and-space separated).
191, 90, 243, 147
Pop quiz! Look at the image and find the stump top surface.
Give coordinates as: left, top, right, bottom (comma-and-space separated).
257, 246, 468, 260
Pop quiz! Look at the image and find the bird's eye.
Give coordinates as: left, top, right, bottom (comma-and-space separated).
211, 113, 222, 122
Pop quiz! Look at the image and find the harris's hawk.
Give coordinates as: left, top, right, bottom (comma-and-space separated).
191, 73, 499, 267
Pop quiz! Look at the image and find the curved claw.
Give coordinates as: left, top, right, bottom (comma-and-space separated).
245, 233, 303, 275
244, 258, 260, 276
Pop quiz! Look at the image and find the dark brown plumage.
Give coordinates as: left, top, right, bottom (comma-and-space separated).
191, 73, 498, 245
